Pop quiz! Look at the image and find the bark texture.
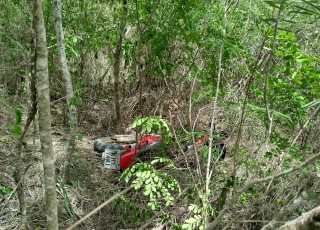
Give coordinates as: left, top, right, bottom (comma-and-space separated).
14, 141, 27, 228
53, 0, 77, 182
14, 73, 37, 228
14, 4, 39, 229
34, 0, 59, 229
278, 206, 320, 230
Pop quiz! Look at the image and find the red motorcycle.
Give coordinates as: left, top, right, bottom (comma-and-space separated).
94, 131, 226, 171
94, 134, 161, 171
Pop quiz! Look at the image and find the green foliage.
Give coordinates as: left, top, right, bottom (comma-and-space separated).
239, 192, 250, 206
291, 0, 320, 17
133, 116, 172, 143
271, 31, 319, 122
282, 144, 305, 169
121, 157, 180, 211
247, 103, 294, 127
175, 129, 206, 146
0, 184, 13, 196
199, 145, 222, 162
303, 99, 320, 109
181, 203, 215, 230
251, 30, 320, 129
271, 132, 290, 150
9, 107, 23, 138
239, 148, 261, 175
68, 95, 81, 107
56, 180, 76, 220
181, 204, 204, 230
65, 35, 81, 58
239, 189, 257, 207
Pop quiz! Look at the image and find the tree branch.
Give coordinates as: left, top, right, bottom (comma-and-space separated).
278, 206, 320, 230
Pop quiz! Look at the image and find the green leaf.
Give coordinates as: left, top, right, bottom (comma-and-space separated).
303, 100, 320, 108
15, 108, 22, 124
264, 0, 281, 9
0, 184, 13, 196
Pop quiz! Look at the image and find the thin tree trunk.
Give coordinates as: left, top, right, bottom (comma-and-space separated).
113, 0, 128, 130
33, 0, 59, 229
14, 141, 27, 229
14, 13, 39, 229
14, 74, 37, 229
52, 0, 77, 183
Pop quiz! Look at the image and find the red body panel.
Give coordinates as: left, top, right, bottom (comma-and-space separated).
120, 148, 139, 170
119, 135, 161, 170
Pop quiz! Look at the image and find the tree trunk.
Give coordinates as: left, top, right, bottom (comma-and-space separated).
52, 0, 77, 183
33, 0, 59, 229
14, 72, 37, 229
113, 0, 128, 130
14, 12, 39, 229
14, 141, 27, 229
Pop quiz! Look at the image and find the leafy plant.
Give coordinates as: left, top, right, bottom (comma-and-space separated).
0, 184, 13, 196
239, 191, 257, 207
181, 203, 215, 230
9, 107, 23, 138
132, 116, 172, 143
56, 179, 76, 220
181, 204, 203, 230
270, 31, 319, 123
121, 157, 180, 210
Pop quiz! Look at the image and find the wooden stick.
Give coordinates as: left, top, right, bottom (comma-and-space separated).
66, 186, 132, 230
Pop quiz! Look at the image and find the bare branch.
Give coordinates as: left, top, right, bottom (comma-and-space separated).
66, 186, 132, 230
278, 206, 320, 230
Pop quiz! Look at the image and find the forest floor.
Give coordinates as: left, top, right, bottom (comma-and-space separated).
0, 124, 142, 229
0, 98, 226, 229
0, 94, 278, 230
0, 94, 173, 229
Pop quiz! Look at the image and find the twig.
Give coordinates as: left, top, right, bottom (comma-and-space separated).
205, 19, 224, 227
239, 151, 320, 194
266, 105, 320, 192
169, 111, 197, 185
66, 186, 132, 230
229, 220, 285, 224
188, 75, 197, 130
51, 96, 67, 104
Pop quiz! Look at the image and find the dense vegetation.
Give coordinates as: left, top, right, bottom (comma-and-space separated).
1, 0, 320, 229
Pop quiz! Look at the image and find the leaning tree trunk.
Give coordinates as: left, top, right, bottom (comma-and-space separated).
52, 0, 77, 183
33, 0, 59, 229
